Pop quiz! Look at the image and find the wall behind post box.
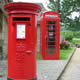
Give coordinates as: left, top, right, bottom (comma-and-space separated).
2, 15, 8, 59
0, 0, 13, 59
37, 3, 47, 53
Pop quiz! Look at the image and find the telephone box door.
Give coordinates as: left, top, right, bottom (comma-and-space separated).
40, 11, 60, 60
45, 19, 59, 59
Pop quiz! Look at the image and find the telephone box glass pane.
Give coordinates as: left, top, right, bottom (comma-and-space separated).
48, 38, 55, 41
48, 50, 55, 54
17, 24, 26, 39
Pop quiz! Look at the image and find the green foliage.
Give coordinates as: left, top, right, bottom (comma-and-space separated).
67, 16, 80, 28
60, 48, 73, 60
60, 42, 70, 49
60, 43, 64, 49
61, 30, 74, 41
48, 0, 80, 28
37, 48, 73, 60
64, 43, 70, 49
71, 40, 80, 45
73, 31, 80, 38
37, 53, 41, 60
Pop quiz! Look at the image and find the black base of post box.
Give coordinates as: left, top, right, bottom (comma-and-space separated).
8, 78, 37, 80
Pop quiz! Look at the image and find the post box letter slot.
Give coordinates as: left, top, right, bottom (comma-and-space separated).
13, 17, 30, 21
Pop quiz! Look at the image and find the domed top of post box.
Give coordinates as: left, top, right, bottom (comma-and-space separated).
4, 2, 41, 14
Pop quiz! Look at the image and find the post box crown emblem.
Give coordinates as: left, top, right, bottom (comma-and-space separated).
4, 2, 41, 14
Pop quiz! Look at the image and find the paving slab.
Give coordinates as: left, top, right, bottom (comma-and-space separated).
37, 60, 67, 80
0, 60, 67, 80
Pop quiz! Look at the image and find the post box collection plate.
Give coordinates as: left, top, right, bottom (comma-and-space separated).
17, 24, 26, 39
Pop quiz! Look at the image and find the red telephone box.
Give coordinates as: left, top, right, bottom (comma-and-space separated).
4, 2, 41, 80
40, 11, 60, 60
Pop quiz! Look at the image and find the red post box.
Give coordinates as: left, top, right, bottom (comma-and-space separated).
40, 11, 60, 60
4, 2, 41, 80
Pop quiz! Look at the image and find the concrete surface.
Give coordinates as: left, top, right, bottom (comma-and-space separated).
59, 48, 80, 80
0, 60, 67, 80
0, 48, 76, 80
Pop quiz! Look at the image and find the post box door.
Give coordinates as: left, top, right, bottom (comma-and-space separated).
11, 16, 35, 78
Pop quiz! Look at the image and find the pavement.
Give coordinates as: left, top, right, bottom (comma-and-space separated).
37, 60, 67, 80
0, 60, 67, 80
0, 48, 76, 80
59, 48, 80, 80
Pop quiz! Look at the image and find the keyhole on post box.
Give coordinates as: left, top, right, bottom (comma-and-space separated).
26, 43, 33, 54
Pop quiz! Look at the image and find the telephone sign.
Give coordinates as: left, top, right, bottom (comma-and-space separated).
45, 15, 58, 17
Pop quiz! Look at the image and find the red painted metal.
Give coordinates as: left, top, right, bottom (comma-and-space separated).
40, 11, 60, 60
4, 2, 41, 80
